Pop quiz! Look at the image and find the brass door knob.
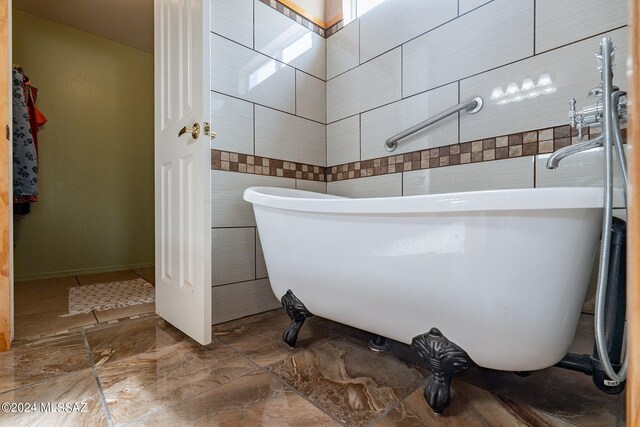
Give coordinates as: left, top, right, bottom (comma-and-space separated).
178, 122, 200, 139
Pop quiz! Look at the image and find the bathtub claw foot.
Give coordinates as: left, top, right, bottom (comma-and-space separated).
411, 328, 470, 414
281, 290, 313, 347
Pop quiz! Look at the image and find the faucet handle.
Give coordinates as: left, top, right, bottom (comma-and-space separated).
576, 116, 584, 140
569, 98, 577, 126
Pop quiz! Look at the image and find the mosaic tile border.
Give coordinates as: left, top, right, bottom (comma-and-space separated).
212, 150, 326, 182
259, 0, 327, 37
327, 125, 626, 182
212, 124, 627, 184
325, 20, 345, 38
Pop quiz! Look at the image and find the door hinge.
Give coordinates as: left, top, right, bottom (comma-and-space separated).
5, 125, 9, 141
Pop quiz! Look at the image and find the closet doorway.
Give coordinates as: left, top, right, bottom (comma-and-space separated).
8, 0, 156, 341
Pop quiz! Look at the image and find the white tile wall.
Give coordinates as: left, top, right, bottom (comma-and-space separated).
327, 48, 402, 123
403, 157, 534, 195
211, 0, 254, 49
327, 174, 402, 198
360, 83, 458, 161
254, 1, 326, 80
536, 0, 628, 53
296, 71, 326, 123
460, 27, 628, 142
211, 34, 296, 114
458, 0, 492, 15
212, 228, 255, 286
255, 106, 326, 166
211, 171, 296, 227
211, 92, 254, 154
211, 279, 280, 324
536, 147, 627, 207
327, 20, 359, 79
255, 230, 268, 279
296, 180, 328, 193
402, 0, 534, 97
358, 0, 457, 63
327, 115, 360, 166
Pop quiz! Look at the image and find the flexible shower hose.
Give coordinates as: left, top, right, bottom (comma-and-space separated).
594, 37, 627, 384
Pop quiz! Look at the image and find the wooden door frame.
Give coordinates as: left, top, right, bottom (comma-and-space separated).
627, 0, 639, 423
0, 0, 11, 351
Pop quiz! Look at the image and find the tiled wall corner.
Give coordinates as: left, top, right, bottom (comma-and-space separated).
254, 1, 326, 79
327, 47, 401, 122
255, 106, 326, 166
210, 0, 329, 325
326, 20, 359, 79
327, 115, 360, 166
295, 71, 327, 123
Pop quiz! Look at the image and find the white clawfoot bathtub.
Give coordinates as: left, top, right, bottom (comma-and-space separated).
243, 187, 607, 372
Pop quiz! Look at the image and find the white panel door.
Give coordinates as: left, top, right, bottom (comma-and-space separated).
154, 0, 211, 344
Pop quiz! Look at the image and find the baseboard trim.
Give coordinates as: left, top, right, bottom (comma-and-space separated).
15, 262, 155, 282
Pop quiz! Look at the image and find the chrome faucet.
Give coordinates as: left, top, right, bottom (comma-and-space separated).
546, 55, 627, 170
546, 134, 603, 169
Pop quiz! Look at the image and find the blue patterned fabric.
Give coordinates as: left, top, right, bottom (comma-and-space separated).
12, 68, 38, 199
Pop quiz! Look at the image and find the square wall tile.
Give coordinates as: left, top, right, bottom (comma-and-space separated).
327, 20, 359, 79
211, 34, 295, 113
211, 171, 295, 227
212, 279, 280, 324
361, 83, 458, 161
403, 157, 534, 196
296, 71, 326, 123
255, 106, 326, 166
212, 228, 256, 286
359, 0, 457, 63
536, 0, 628, 53
460, 27, 628, 142
211, 0, 253, 48
327, 115, 360, 166
327, 48, 402, 123
211, 92, 254, 154
327, 174, 402, 198
254, 1, 326, 79
403, 0, 533, 97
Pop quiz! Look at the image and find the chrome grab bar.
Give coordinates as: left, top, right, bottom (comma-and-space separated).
384, 96, 483, 152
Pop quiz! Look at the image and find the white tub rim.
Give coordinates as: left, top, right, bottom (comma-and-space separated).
243, 186, 621, 214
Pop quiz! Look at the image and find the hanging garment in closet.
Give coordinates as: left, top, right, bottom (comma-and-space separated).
12, 67, 38, 204
24, 80, 47, 152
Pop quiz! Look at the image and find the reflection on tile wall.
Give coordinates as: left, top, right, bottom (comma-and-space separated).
325, 0, 628, 200
210, 0, 327, 324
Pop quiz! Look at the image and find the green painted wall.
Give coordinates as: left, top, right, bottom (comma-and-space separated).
12, 11, 154, 280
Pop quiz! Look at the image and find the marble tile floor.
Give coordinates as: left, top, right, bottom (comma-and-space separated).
14, 268, 156, 340
0, 308, 624, 426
